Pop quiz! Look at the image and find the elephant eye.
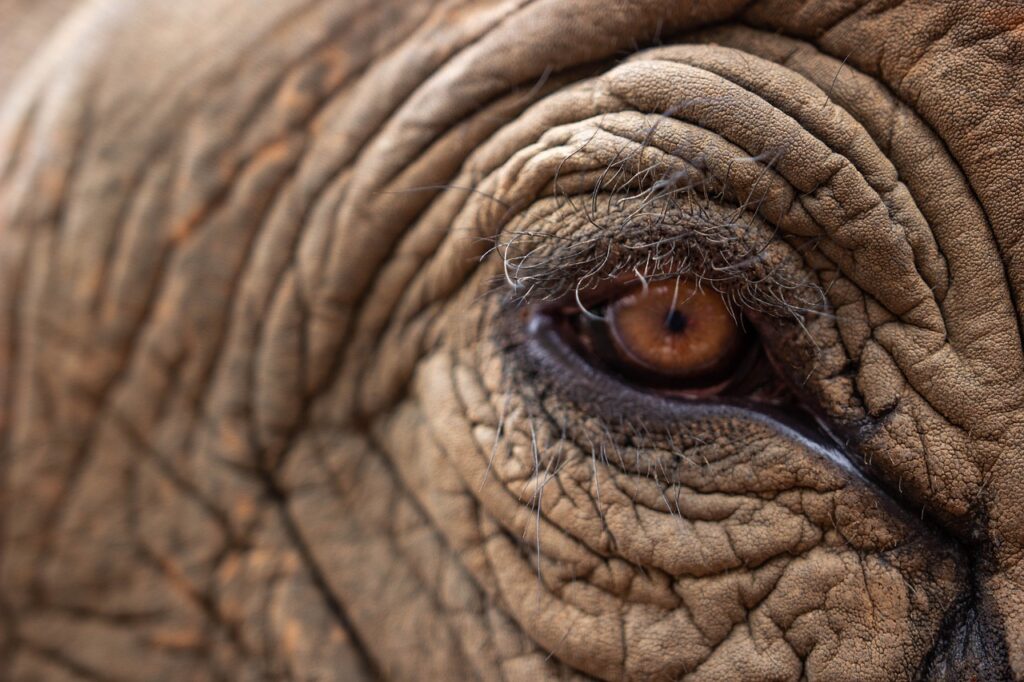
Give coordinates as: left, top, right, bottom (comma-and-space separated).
545, 277, 780, 399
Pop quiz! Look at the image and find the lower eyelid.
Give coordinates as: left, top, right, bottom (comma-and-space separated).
513, 315, 935, 554
516, 310, 866, 482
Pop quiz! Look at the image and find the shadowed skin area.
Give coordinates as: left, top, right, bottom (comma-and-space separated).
1, 0, 1023, 680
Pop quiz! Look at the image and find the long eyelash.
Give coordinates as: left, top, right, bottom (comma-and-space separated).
573, 283, 606, 322
480, 378, 513, 492
633, 266, 650, 297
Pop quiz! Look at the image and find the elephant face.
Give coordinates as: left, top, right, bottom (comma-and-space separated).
1, 1, 1022, 680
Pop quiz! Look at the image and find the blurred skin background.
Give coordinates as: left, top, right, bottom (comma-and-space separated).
0, 0, 79, 95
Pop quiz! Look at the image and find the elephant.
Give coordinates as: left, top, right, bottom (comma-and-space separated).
1, 0, 1023, 679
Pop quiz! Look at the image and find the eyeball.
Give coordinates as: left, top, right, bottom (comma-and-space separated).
538, 274, 784, 400
605, 279, 743, 382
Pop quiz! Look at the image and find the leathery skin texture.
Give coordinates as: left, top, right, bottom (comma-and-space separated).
1, 0, 1023, 679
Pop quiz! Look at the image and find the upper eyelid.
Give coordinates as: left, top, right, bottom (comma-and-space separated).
487, 160, 830, 312
493, 228, 823, 325
517, 270, 697, 312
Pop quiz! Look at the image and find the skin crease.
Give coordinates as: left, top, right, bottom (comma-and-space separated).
0, 0, 1023, 679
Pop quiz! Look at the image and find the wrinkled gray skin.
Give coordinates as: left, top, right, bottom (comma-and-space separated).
2, 1, 1024, 680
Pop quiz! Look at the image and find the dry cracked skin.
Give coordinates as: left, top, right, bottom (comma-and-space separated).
1, 1, 1023, 680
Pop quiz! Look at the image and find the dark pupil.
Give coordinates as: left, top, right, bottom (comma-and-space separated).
664, 309, 688, 333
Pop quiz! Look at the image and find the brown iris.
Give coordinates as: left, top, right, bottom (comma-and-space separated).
595, 279, 744, 388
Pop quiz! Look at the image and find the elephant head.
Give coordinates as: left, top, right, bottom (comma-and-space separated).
1, 1, 1022, 679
